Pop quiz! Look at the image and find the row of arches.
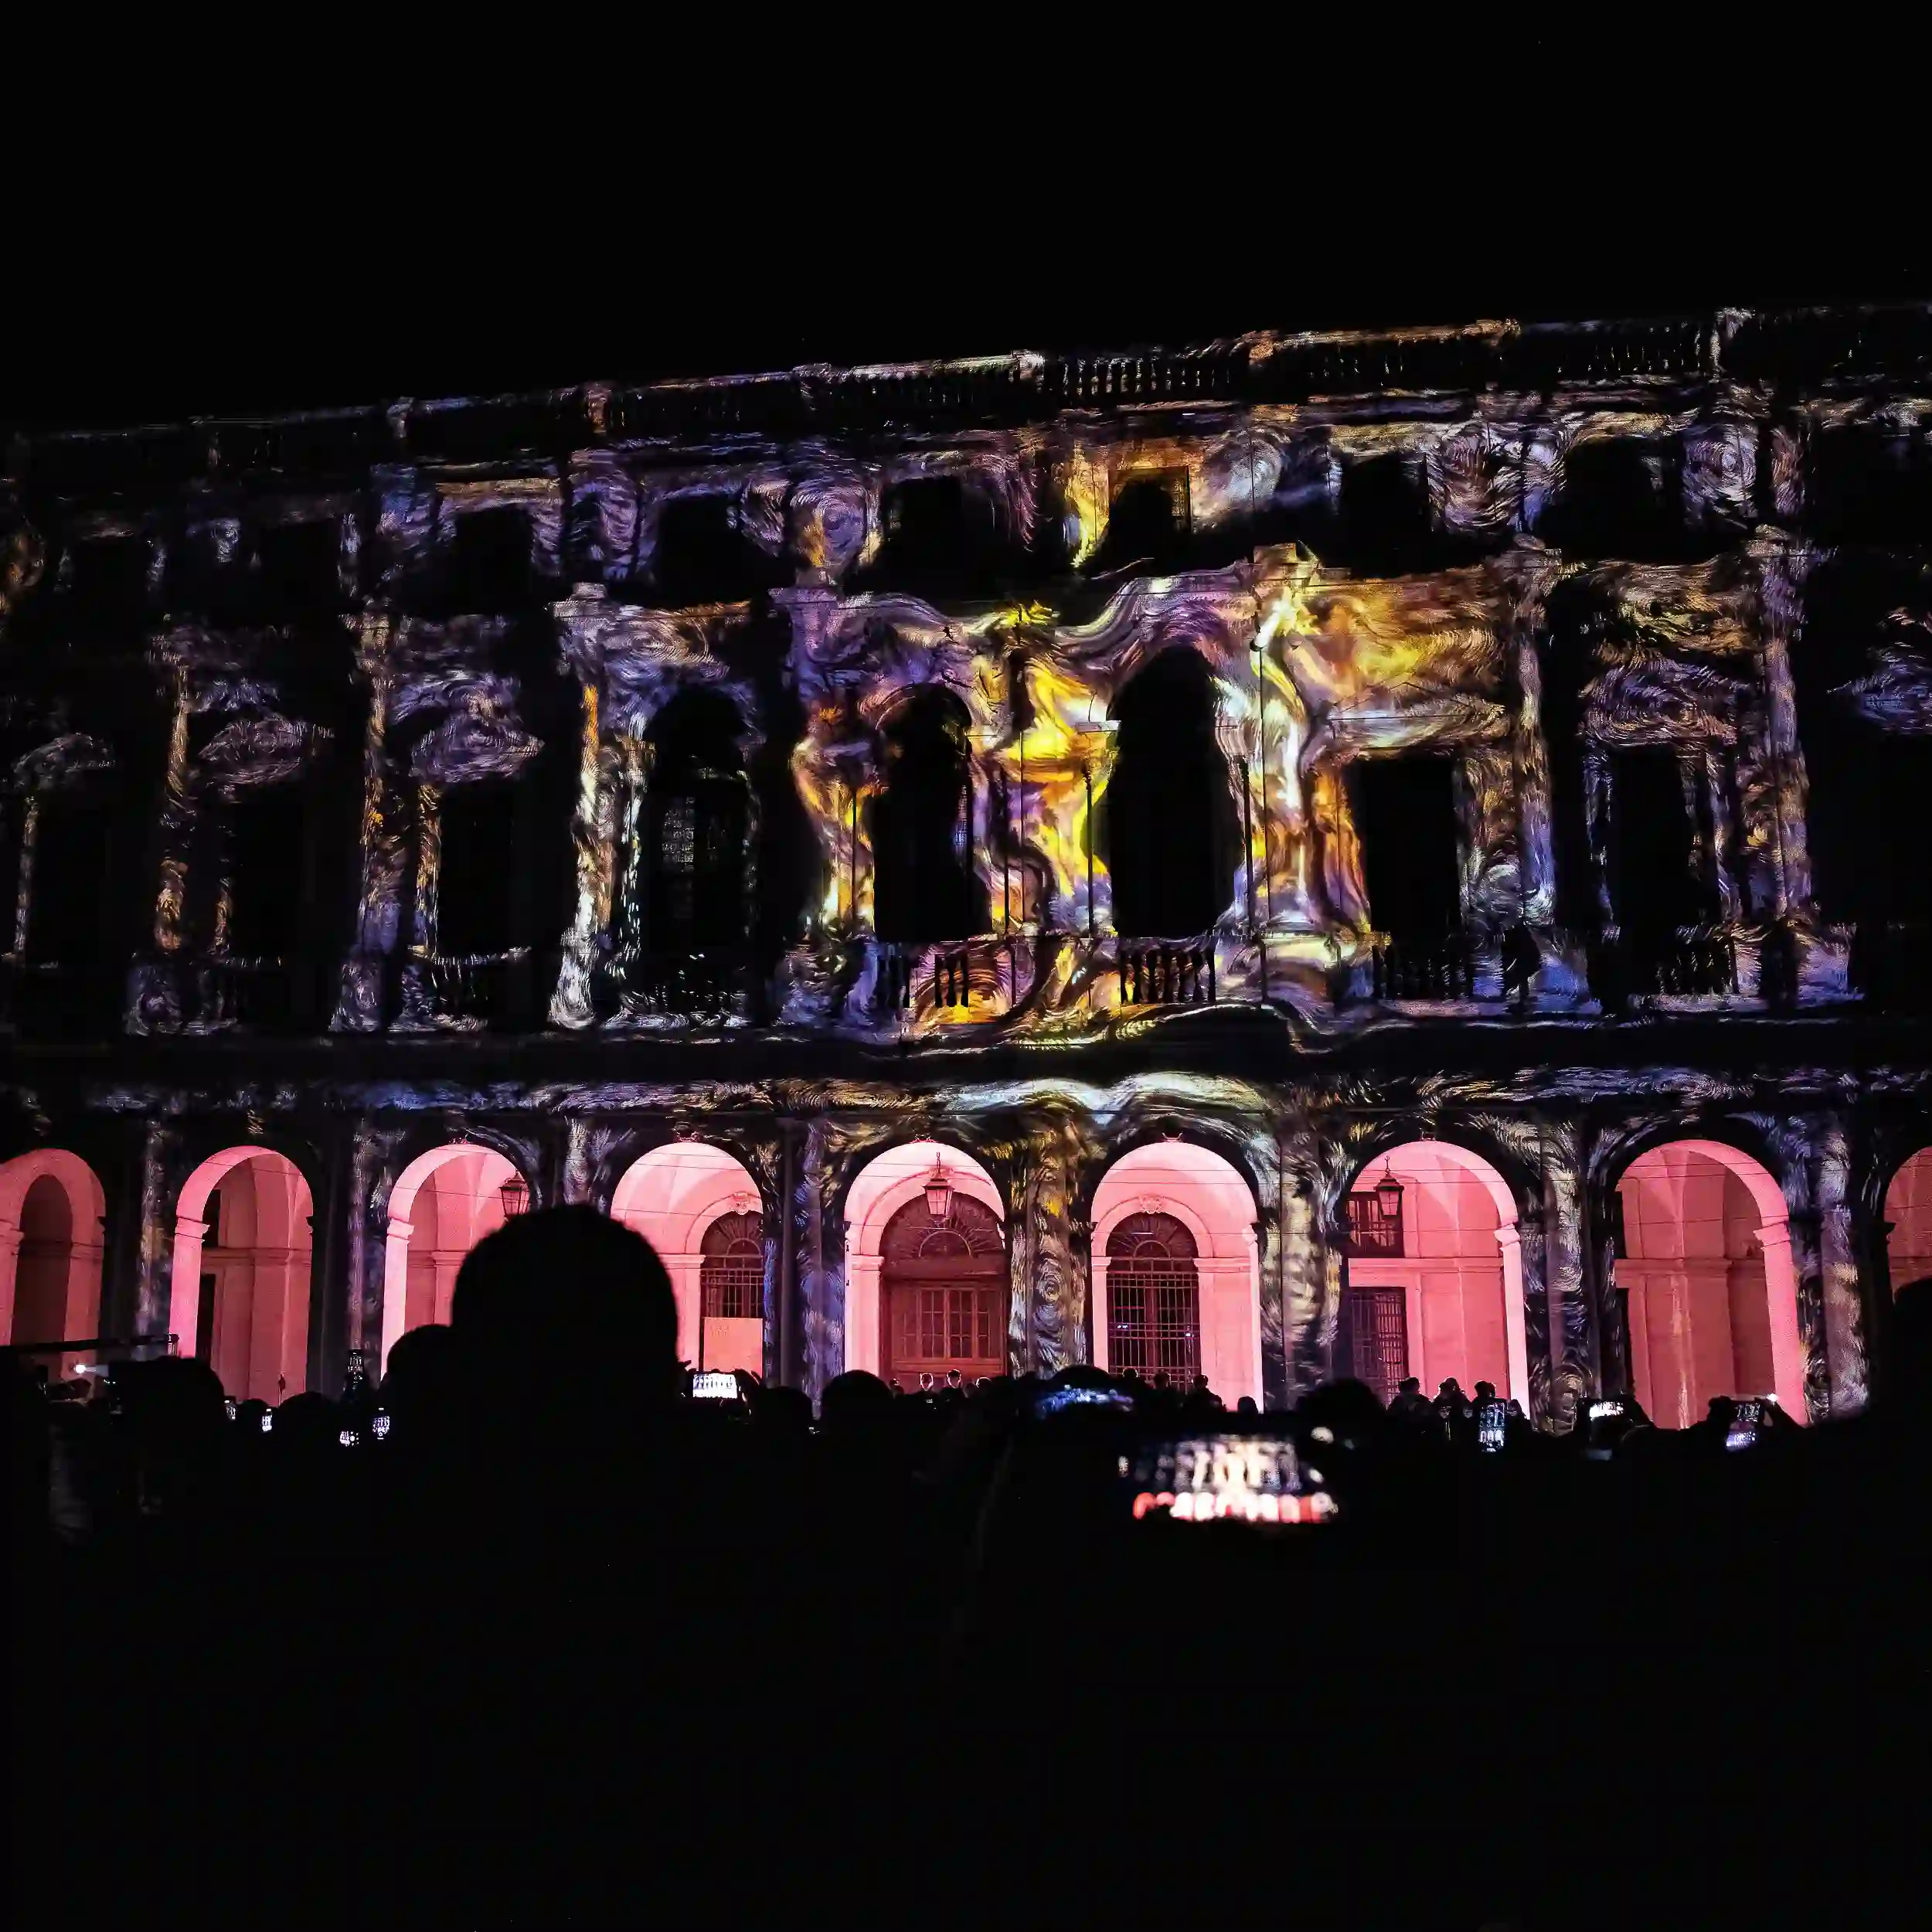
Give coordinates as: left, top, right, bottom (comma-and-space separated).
6, 1135, 1932, 1418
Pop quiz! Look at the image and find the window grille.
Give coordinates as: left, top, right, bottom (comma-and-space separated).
1344, 1192, 1404, 1257
1347, 1287, 1409, 1406
1106, 1213, 1201, 1386
699, 1210, 763, 1318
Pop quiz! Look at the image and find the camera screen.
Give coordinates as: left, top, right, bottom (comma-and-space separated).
1725, 1398, 1763, 1451
691, 1371, 740, 1402
1122, 1431, 1338, 1526
1477, 1399, 1506, 1450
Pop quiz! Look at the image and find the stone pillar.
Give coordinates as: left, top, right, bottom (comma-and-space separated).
551, 677, 612, 1029
1499, 543, 1562, 932
794, 1117, 845, 1404
1009, 1121, 1091, 1376
1248, 1122, 1304, 1412
345, 1119, 393, 1369
332, 620, 404, 1032
1538, 1122, 1596, 1430
1749, 533, 1814, 916
560, 1117, 599, 1206
1807, 1120, 1867, 1417
132, 1120, 180, 1340
306, 1122, 356, 1396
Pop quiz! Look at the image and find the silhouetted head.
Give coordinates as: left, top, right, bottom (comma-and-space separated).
818, 1369, 893, 1437
378, 1322, 462, 1437
753, 1384, 813, 1436
451, 1206, 677, 1422
1235, 1394, 1260, 1420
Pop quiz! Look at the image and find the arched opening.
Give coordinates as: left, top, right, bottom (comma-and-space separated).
1883, 1146, 1932, 1297
1613, 1140, 1805, 1427
611, 1141, 767, 1375
1092, 1142, 1261, 1405
869, 690, 985, 942
845, 1141, 1007, 1381
379, 1144, 530, 1371
1106, 651, 1238, 938
172, 1148, 315, 1403
1339, 1142, 1529, 1410
0, 1151, 106, 1381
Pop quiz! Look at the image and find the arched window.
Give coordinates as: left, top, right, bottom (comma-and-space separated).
1105, 1212, 1201, 1386
621, 689, 750, 957
871, 689, 985, 942
699, 1210, 764, 1319
881, 1192, 1006, 1386
1107, 651, 1236, 938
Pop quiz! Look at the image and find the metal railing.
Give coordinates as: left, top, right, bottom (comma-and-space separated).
874, 944, 973, 1014
606, 947, 746, 1019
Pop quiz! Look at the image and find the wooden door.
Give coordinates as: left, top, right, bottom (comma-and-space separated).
881, 1193, 1007, 1387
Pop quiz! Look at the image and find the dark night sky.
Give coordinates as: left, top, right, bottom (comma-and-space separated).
6, 152, 1918, 434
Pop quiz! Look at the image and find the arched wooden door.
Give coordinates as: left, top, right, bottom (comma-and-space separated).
881, 1193, 1007, 1386
1106, 1211, 1201, 1386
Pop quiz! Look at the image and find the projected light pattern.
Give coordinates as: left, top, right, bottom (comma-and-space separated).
1, 304, 1928, 1429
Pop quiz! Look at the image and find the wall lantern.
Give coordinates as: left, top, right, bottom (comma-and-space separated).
1373, 1162, 1404, 1220
923, 1157, 954, 1223
499, 1174, 531, 1219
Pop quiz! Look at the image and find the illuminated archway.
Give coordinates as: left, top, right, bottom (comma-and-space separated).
845, 1141, 1005, 1378
611, 1141, 766, 1374
379, 1143, 530, 1371
1341, 1141, 1530, 1410
172, 1148, 314, 1403
1092, 1142, 1260, 1404
1883, 1146, 1932, 1296
0, 1150, 107, 1379
1614, 1140, 1804, 1427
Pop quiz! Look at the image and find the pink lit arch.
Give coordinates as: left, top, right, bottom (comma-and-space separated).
0, 1149, 107, 1376
1091, 1142, 1261, 1406
1883, 1146, 1932, 1297
611, 1141, 767, 1373
844, 1141, 1005, 1378
1345, 1141, 1532, 1410
1614, 1138, 1804, 1427
379, 1143, 526, 1372
172, 1148, 314, 1403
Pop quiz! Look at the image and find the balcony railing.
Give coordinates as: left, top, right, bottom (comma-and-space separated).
1850, 919, 1932, 1013
875, 944, 975, 1015
1369, 931, 1476, 1002
423, 950, 529, 1026
191, 957, 315, 1031
600, 947, 747, 1021
1118, 943, 1216, 1006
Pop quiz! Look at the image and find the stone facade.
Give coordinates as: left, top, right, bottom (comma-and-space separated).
3, 306, 1930, 1426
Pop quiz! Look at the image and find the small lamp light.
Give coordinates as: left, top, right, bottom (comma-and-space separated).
499, 1174, 531, 1219
923, 1157, 954, 1223
1374, 1162, 1404, 1220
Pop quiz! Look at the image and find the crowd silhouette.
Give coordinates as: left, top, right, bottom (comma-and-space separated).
10, 1206, 1925, 1926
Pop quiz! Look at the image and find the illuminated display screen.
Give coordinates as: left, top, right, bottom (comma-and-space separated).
1123, 1432, 1338, 1526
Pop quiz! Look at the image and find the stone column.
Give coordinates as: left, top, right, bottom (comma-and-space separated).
1009, 1121, 1092, 1377
132, 1119, 181, 1340
1248, 1121, 1305, 1412
1748, 532, 1814, 916
128, 662, 198, 1032
794, 1117, 845, 1404
332, 619, 405, 1032
305, 1122, 356, 1396
1537, 1121, 1596, 1430
550, 677, 613, 1029
1808, 1118, 1867, 1418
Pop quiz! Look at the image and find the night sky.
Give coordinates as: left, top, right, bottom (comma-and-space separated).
5, 158, 1915, 434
